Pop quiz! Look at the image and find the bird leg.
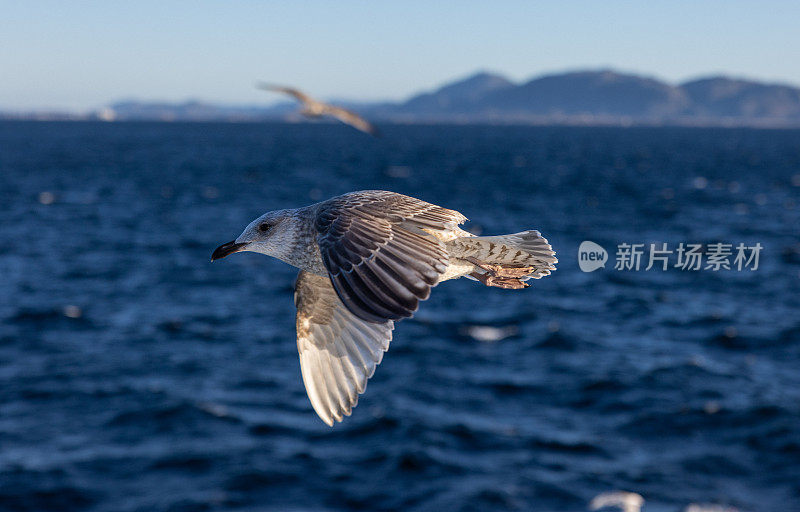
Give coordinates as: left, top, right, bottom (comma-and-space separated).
469, 271, 530, 289
466, 257, 532, 289
465, 257, 536, 278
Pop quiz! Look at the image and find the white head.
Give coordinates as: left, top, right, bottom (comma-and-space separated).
211, 209, 301, 263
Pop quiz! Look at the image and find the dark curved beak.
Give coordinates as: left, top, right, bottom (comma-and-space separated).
211, 240, 248, 261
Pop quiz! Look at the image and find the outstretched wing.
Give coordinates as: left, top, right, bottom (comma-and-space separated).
315, 191, 466, 323
256, 82, 314, 104
294, 270, 394, 426
321, 104, 380, 136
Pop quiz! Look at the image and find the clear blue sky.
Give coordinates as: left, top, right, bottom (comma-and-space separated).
3, 1, 800, 110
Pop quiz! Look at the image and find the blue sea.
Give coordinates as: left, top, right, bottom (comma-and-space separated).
0, 121, 799, 512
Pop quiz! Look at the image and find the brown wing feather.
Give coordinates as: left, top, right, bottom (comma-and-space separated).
315, 191, 465, 323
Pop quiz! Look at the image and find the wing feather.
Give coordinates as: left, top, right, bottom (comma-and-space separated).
294, 271, 394, 426
322, 105, 380, 136
256, 82, 314, 104
315, 191, 465, 323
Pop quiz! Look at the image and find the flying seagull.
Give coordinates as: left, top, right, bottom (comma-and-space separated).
257, 82, 379, 136
212, 190, 557, 425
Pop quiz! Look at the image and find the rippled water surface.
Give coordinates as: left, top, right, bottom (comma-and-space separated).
1, 122, 799, 512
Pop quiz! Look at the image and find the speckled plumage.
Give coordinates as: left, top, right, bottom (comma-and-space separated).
213, 190, 557, 425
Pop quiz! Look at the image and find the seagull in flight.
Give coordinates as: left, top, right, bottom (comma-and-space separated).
212, 190, 557, 425
258, 82, 379, 136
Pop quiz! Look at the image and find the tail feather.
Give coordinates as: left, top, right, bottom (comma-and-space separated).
452, 230, 557, 287
455, 230, 558, 267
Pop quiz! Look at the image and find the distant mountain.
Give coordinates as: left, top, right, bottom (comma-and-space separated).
681, 76, 800, 119
398, 71, 514, 114
478, 70, 690, 117
5, 69, 800, 126
106, 100, 293, 121
375, 70, 800, 125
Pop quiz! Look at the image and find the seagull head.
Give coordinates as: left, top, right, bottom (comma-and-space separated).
211, 209, 300, 262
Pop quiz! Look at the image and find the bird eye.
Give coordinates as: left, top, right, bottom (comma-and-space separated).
258, 222, 272, 233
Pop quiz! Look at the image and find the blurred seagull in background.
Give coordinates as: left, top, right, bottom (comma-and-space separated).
257, 82, 379, 136
212, 190, 557, 426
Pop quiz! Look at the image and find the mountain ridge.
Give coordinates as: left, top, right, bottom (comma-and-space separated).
5, 69, 800, 126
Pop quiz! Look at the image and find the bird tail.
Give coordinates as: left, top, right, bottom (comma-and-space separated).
452, 230, 558, 289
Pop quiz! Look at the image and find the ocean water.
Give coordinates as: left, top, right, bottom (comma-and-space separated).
0, 121, 799, 512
